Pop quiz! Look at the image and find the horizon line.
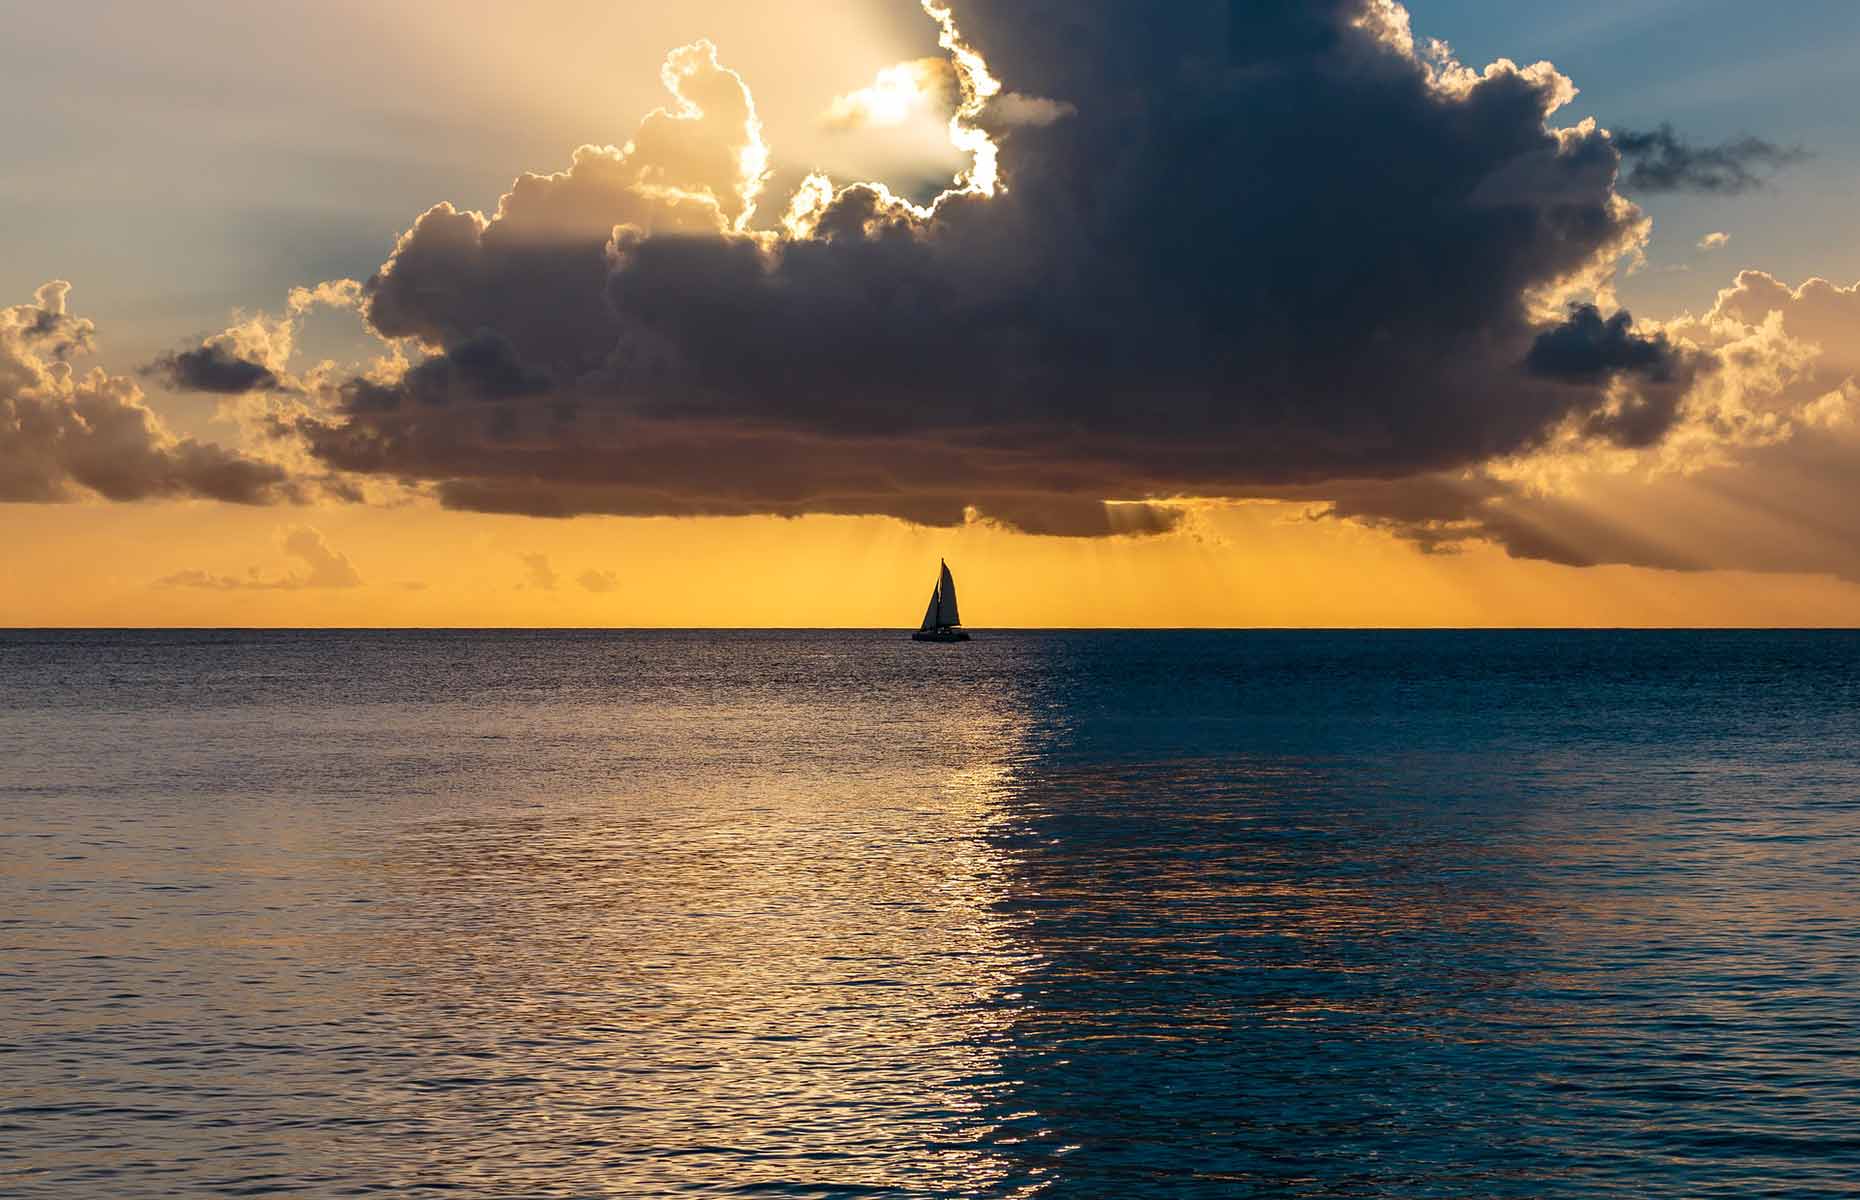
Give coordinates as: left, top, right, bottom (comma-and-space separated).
6, 625, 1860, 634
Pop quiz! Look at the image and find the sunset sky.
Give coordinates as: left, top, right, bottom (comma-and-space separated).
5, 0, 1859, 626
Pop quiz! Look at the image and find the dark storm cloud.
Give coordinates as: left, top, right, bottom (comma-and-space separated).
2, 283, 295, 505
1612, 124, 1809, 194
145, 343, 280, 395
300, 0, 1695, 533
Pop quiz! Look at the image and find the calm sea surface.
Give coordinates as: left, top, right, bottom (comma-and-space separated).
3, 630, 1859, 1197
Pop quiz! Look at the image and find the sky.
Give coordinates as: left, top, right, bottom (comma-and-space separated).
3, 0, 1859, 627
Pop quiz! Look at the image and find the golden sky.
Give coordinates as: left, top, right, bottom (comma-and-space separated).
12, 500, 1860, 628
5, 0, 1860, 627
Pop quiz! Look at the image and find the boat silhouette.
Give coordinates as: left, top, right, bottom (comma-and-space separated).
912, 560, 971, 642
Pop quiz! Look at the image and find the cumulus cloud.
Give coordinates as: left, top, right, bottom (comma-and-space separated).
157, 525, 362, 590
282, 0, 1713, 538
1314, 270, 1860, 578
1613, 125, 1809, 194
1711, 271, 1860, 373
2, 283, 295, 504
288, 279, 365, 316
1699, 231, 1731, 251
359, 39, 766, 371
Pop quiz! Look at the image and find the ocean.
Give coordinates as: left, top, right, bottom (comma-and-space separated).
3, 629, 1859, 1197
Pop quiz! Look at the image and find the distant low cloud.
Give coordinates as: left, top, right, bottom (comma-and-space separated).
1698, 231, 1731, 251
156, 526, 362, 590
519, 552, 559, 591
578, 569, 620, 594
1614, 125, 1808, 194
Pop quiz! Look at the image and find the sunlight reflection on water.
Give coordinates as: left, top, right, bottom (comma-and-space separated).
342, 687, 1037, 1194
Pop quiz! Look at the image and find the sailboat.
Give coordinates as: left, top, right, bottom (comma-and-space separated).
912, 560, 972, 642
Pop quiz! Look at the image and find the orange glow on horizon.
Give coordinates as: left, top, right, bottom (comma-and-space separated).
8, 500, 1860, 629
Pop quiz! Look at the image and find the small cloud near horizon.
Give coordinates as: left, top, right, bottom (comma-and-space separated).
519, 553, 560, 591
155, 526, 362, 591
579, 569, 620, 594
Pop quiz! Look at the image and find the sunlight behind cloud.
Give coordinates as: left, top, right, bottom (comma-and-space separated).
824, 58, 954, 130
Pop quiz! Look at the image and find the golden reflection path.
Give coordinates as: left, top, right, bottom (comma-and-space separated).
353, 659, 1038, 1194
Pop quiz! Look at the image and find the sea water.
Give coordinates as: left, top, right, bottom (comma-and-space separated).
3, 630, 1858, 1197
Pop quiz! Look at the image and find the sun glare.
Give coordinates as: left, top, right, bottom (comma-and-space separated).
824, 59, 952, 130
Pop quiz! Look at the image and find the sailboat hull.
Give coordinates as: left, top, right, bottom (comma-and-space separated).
911, 629, 971, 643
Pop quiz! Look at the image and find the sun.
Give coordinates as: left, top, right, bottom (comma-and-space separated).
824, 58, 955, 131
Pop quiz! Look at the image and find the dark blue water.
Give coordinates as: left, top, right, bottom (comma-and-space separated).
3, 630, 1859, 1197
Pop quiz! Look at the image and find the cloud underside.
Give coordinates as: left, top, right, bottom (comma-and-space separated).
1299, 436, 1860, 583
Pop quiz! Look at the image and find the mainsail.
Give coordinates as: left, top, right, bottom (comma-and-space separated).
919, 560, 963, 631
937, 561, 961, 629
